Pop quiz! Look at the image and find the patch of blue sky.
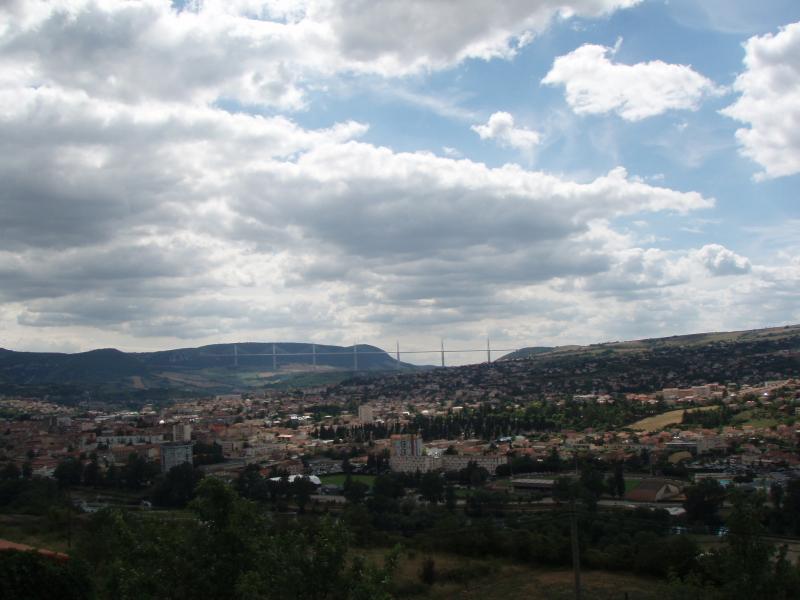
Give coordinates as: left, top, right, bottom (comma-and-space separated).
219, 0, 798, 263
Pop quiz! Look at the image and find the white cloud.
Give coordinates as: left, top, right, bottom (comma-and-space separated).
1, 0, 797, 356
0, 0, 642, 111
0, 80, 715, 343
693, 244, 751, 276
318, 0, 642, 73
721, 21, 800, 179
472, 111, 541, 151
542, 41, 724, 120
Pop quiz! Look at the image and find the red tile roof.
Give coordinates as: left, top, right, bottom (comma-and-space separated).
0, 539, 69, 562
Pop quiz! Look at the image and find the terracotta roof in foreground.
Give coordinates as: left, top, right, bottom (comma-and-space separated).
0, 538, 70, 561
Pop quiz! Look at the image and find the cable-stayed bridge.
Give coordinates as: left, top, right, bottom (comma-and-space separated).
206, 340, 525, 371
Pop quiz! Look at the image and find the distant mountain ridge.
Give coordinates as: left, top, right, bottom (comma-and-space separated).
500, 324, 800, 361
0, 342, 412, 392
2, 324, 798, 400
138, 342, 400, 370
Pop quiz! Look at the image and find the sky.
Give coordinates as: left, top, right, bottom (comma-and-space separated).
0, 0, 799, 365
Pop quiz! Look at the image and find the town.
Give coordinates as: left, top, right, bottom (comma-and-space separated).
2, 372, 798, 509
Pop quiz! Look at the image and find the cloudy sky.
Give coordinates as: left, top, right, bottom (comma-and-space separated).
1, 0, 799, 363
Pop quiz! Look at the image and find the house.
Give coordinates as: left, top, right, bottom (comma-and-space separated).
511, 478, 558, 494
306, 457, 341, 475
625, 479, 683, 503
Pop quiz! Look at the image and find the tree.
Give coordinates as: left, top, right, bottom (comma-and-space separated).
343, 475, 368, 504
0, 462, 20, 481
291, 476, 315, 513
683, 479, 726, 526
193, 442, 224, 466
121, 453, 157, 491
78, 479, 396, 600
82, 455, 101, 487
151, 462, 204, 508
613, 462, 626, 498
543, 447, 562, 472
672, 491, 800, 599
419, 556, 436, 586
578, 461, 605, 511
372, 473, 404, 500
0, 550, 92, 600
782, 479, 800, 535
419, 471, 444, 504
714, 491, 782, 599
770, 482, 784, 510
445, 484, 457, 512
54, 458, 82, 488
236, 464, 269, 502
458, 461, 488, 488
552, 476, 576, 503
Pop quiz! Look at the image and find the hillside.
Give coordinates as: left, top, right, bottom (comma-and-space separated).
325, 324, 800, 404
501, 324, 800, 361
1, 325, 798, 404
0, 348, 148, 386
0, 342, 414, 395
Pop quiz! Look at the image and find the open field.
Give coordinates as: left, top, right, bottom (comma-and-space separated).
319, 474, 376, 488
628, 406, 718, 431
0, 514, 75, 554
624, 478, 642, 492
359, 549, 668, 599
732, 409, 783, 429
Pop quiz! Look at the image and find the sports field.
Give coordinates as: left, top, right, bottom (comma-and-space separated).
628, 406, 717, 431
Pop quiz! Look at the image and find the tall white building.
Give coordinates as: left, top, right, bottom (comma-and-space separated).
390, 434, 424, 457
358, 404, 374, 424
173, 422, 192, 442
160, 441, 193, 473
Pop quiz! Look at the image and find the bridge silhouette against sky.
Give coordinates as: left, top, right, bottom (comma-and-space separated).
207, 340, 526, 370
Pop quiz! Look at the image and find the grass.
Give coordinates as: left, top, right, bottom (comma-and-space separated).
624, 478, 642, 493
319, 474, 376, 488
628, 406, 718, 432
740, 418, 781, 428
0, 514, 74, 554
731, 409, 782, 429
358, 548, 669, 599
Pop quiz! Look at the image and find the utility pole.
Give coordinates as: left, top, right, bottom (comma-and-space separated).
440, 339, 445, 368
67, 486, 72, 549
570, 497, 582, 600
486, 338, 491, 364
272, 343, 277, 371
396, 341, 401, 370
